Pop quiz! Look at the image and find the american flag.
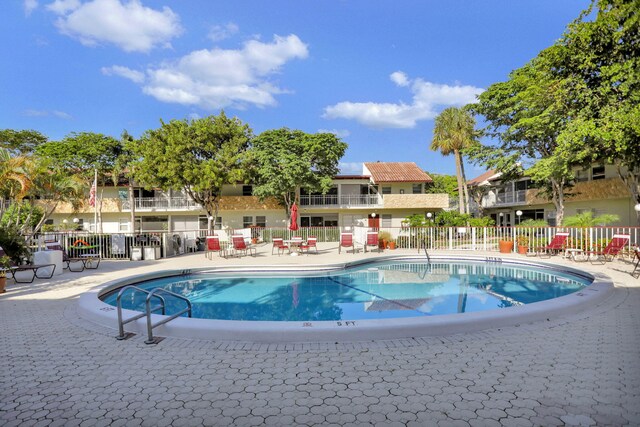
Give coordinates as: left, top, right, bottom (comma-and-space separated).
89, 180, 96, 207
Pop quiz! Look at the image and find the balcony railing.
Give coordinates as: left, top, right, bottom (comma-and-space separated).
122, 197, 202, 211
299, 194, 380, 207
483, 190, 527, 208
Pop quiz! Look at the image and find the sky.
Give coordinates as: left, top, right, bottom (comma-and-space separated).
1, 0, 590, 178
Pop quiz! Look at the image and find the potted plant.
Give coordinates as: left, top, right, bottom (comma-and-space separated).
498, 239, 514, 253
378, 231, 392, 249
388, 239, 397, 250
516, 235, 529, 255
0, 255, 11, 293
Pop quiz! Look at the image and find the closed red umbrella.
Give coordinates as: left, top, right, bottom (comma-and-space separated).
289, 202, 299, 231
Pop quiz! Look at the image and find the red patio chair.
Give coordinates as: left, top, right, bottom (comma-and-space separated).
339, 233, 355, 254
272, 238, 289, 256
364, 232, 380, 253
585, 234, 630, 264
301, 236, 318, 254
535, 232, 569, 257
205, 236, 225, 259
232, 235, 256, 257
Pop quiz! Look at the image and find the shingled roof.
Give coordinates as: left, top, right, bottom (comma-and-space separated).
364, 162, 433, 183
467, 169, 501, 186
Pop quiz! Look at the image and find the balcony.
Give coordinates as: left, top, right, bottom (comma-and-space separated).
300, 194, 381, 208
122, 197, 201, 211
482, 190, 527, 208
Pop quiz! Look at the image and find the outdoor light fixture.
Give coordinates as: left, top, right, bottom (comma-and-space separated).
371, 213, 376, 218
635, 203, 640, 212
73, 218, 79, 223
516, 210, 523, 224
62, 219, 68, 224
426, 212, 433, 219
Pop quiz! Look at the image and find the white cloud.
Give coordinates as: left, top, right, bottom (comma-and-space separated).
24, 0, 39, 15
101, 65, 145, 83
323, 72, 484, 129
208, 22, 239, 42
339, 162, 363, 175
318, 129, 351, 138
46, 0, 79, 14
23, 109, 73, 119
49, 0, 183, 53
390, 71, 409, 87
108, 34, 308, 109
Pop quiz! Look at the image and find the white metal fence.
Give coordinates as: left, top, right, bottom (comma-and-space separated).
26, 225, 639, 260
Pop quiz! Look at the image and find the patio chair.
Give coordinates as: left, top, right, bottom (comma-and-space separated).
45, 242, 86, 272
272, 238, 289, 255
364, 232, 381, 253
301, 236, 318, 254
535, 232, 570, 257
584, 234, 630, 264
631, 247, 639, 278
339, 233, 355, 254
232, 235, 256, 257
205, 236, 225, 259
0, 247, 56, 284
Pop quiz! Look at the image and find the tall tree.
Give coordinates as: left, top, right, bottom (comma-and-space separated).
546, 0, 640, 223
36, 132, 121, 232
430, 107, 479, 214
251, 128, 347, 219
468, 56, 573, 225
133, 112, 252, 231
116, 130, 137, 233
0, 129, 48, 155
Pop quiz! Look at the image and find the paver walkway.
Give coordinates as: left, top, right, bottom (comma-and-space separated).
1, 246, 639, 426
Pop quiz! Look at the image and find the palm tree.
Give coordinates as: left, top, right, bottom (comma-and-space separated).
0, 148, 32, 219
430, 107, 479, 214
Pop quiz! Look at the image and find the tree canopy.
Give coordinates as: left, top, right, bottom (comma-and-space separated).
250, 128, 347, 217
133, 112, 252, 230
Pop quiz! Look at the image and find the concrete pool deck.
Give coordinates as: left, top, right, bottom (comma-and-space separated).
1, 244, 639, 426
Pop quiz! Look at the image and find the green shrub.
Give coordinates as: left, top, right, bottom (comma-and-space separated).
0, 225, 31, 263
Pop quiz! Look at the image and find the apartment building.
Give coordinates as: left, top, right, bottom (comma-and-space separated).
46, 162, 449, 233
468, 163, 637, 226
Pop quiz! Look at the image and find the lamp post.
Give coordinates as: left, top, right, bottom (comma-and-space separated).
426, 212, 433, 224
516, 210, 523, 225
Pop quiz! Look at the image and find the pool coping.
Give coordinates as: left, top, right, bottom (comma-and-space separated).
77, 255, 614, 343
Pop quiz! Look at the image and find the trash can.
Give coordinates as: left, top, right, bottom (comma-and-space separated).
143, 246, 161, 260
131, 246, 143, 261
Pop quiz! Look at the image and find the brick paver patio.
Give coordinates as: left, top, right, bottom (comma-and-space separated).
1, 245, 638, 426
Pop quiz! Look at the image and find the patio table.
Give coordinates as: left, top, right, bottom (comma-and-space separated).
284, 239, 306, 256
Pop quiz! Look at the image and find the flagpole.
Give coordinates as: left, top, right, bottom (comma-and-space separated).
93, 169, 98, 234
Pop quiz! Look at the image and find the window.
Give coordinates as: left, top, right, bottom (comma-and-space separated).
242, 185, 252, 196
412, 183, 422, 194
592, 165, 605, 180
118, 219, 129, 232
381, 214, 392, 228
243, 216, 253, 228
382, 186, 391, 194
255, 216, 266, 227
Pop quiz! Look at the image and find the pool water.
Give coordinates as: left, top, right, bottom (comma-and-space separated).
102, 261, 591, 322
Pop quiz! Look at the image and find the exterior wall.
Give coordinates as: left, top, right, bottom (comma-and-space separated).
382, 194, 448, 209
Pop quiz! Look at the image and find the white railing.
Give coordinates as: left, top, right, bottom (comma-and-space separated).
121, 197, 202, 211
299, 194, 380, 207
27, 226, 639, 260
483, 190, 527, 207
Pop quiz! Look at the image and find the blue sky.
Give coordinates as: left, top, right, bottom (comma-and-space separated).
1, 0, 588, 177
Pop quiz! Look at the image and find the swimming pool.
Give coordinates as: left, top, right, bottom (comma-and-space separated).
101, 260, 591, 322
80, 256, 612, 342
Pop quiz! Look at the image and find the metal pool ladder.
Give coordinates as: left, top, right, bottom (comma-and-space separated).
115, 286, 192, 344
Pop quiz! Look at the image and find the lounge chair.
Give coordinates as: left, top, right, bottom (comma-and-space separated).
205, 236, 225, 259
0, 247, 56, 284
584, 234, 630, 264
232, 235, 256, 257
45, 242, 86, 272
339, 233, 355, 254
364, 232, 380, 253
301, 236, 318, 254
535, 232, 570, 257
272, 238, 289, 255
